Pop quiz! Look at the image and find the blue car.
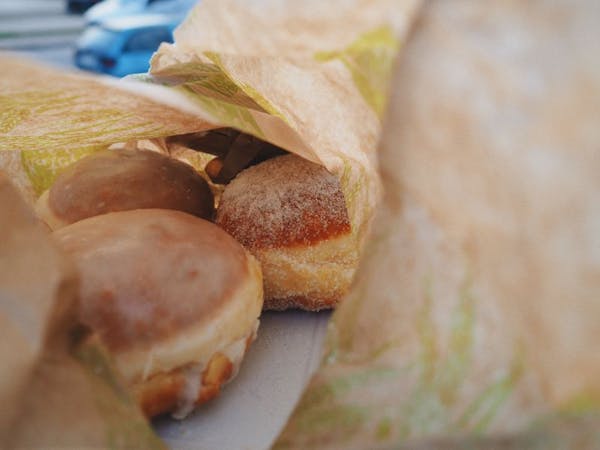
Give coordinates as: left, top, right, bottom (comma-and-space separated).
85, 0, 197, 25
74, 14, 181, 77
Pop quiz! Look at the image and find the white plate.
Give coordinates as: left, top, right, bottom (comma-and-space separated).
154, 310, 331, 450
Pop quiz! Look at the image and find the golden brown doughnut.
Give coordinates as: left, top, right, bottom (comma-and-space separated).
215, 154, 358, 311
53, 209, 263, 418
36, 149, 214, 230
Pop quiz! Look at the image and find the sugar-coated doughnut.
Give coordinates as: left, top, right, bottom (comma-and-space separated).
36, 149, 214, 230
216, 154, 358, 311
53, 209, 263, 418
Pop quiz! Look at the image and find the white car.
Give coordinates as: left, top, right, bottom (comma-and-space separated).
85, 0, 197, 25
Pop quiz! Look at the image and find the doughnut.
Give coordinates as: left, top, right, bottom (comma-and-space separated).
36, 149, 214, 230
53, 209, 263, 418
215, 154, 358, 311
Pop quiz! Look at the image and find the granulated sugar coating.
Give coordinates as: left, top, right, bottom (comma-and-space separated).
215, 154, 357, 310
215, 154, 351, 250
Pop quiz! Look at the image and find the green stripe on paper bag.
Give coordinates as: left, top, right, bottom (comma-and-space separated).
397, 277, 521, 437
204, 52, 291, 125
21, 145, 105, 196
315, 26, 399, 118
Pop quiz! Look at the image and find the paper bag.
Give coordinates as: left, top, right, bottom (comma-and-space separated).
276, 1, 600, 448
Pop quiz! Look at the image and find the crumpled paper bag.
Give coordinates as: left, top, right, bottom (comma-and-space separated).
0, 56, 212, 203
275, 0, 600, 448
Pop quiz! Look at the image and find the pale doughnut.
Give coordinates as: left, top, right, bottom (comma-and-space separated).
53, 209, 263, 418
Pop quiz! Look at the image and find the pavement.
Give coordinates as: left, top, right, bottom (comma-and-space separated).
0, 0, 82, 69
0, 0, 65, 17
0, 0, 84, 51
13, 46, 76, 70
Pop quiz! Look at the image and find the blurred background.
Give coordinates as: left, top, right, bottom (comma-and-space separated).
0, 0, 196, 76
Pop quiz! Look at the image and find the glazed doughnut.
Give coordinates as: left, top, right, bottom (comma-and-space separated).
53, 209, 263, 418
36, 149, 214, 230
215, 154, 358, 311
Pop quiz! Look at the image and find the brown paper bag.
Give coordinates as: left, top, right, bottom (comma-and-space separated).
275, 0, 600, 448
